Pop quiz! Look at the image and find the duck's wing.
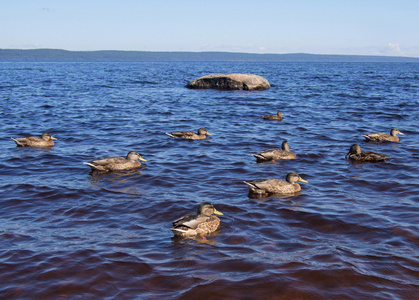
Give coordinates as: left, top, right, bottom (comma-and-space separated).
173, 213, 207, 229
11, 136, 42, 146
263, 115, 278, 120
166, 131, 196, 138
263, 115, 282, 120
86, 156, 126, 166
26, 136, 43, 142
363, 132, 388, 141
244, 178, 283, 192
362, 151, 390, 161
252, 148, 281, 161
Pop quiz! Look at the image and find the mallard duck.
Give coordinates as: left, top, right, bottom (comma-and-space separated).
171, 202, 223, 238
83, 151, 147, 171
263, 111, 283, 121
252, 140, 296, 162
166, 128, 212, 140
363, 128, 404, 142
244, 172, 308, 196
11, 132, 57, 147
345, 144, 389, 162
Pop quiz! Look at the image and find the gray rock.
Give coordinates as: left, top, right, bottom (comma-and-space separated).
186, 73, 270, 91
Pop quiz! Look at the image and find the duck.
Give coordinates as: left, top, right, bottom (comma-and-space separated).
363, 128, 404, 142
171, 202, 223, 238
345, 144, 389, 162
244, 172, 308, 196
83, 151, 147, 171
252, 140, 296, 162
11, 132, 57, 147
263, 111, 283, 121
166, 128, 212, 140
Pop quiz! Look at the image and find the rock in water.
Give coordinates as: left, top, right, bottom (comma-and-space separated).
186, 73, 270, 91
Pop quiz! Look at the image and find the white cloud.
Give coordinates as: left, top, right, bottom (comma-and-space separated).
387, 43, 404, 55
8, 42, 42, 49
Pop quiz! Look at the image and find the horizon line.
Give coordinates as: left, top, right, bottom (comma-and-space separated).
2, 48, 419, 59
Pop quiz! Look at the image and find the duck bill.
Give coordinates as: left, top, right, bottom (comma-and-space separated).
213, 208, 223, 215
206, 132, 212, 136
345, 152, 350, 158
51, 137, 57, 140
139, 157, 147, 162
399, 132, 404, 135
298, 177, 308, 183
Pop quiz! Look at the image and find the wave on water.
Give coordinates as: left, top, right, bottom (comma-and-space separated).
0, 61, 418, 298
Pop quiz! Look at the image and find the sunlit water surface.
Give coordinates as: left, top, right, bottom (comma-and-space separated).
1, 61, 418, 299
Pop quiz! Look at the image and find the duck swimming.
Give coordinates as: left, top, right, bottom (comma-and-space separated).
244, 172, 308, 196
83, 151, 147, 171
252, 140, 296, 162
263, 111, 283, 121
166, 128, 212, 140
363, 128, 404, 142
11, 132, 57, 147
345, 144, 389, 162
171, 202, 223, 238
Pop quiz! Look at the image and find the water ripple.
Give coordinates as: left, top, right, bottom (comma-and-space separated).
0, 61, 418, 298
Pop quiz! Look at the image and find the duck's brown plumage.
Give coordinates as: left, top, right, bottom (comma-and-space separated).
11, 132, 56, 147
83, 151, 147, 171
363, 128, 404, 142
171, 202, 223, 238
166, 128, 212, 140
263, 111, 283, 121
345, 144, 389, 162
244, 172, 308, 196
252, 140, 296, 162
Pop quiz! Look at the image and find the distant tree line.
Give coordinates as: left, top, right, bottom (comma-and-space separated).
1, 49, 419, 62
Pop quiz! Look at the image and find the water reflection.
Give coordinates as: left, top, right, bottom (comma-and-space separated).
2, 62, 418, 299
171, 230, 220, 246
247, 191, 301, 200
12, 145, 54, 154
87, 168, 146, 194
251, 195, 303, 207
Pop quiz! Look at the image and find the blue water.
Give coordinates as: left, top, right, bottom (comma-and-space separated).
1, 61, 418, 299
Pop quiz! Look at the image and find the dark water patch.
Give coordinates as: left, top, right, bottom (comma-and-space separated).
0, 62, 418, 299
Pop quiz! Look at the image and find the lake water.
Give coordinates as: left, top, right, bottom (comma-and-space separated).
1, 61, 418, 299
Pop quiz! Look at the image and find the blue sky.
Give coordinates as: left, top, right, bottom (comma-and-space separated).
1, 0, 419, 57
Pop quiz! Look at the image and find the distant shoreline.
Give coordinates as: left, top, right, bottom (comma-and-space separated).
1, 49, 419, 62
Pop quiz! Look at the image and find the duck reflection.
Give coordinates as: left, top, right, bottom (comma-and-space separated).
87, 168, 145, 195
171, 230, 220, 246
250, 193, 303, 207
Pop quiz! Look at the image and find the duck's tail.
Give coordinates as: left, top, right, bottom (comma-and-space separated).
10, 137, 23, 146
83, 162, 99, 169
243, 181, 266, 195
362, 134, 372, 141
165, 132, 175, 138
170, 228, 188, 237
251, 154, 267, 163
243, 181, 258, 190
